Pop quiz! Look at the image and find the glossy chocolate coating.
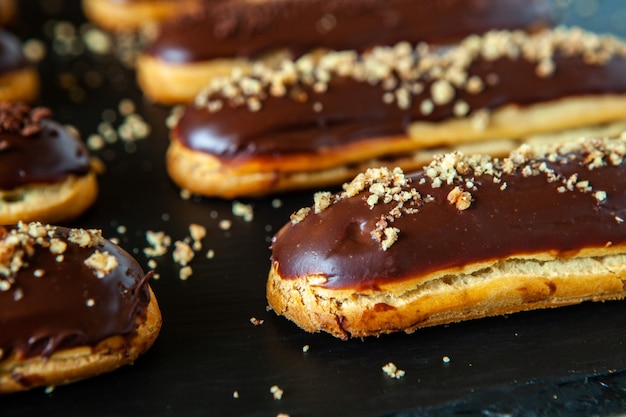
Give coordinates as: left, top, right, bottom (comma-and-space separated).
147, 0, 558, 63
174, 52, 626, 159
271, 152, 626, 290
0, 30, 27, 74
0, 226, 151, 359
0, 119, 91, 189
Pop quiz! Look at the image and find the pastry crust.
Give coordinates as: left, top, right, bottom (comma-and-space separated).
82, 0, 205, 32
0, 171, 98, 225
267, 137, 626, 339
0, 0, 17, 26
0, 287, 161, 393
0, 67, 40, 103
268, 253, 626, 340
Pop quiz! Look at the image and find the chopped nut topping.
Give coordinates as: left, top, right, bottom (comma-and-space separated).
190, 27, 626, 126
313, 191, 333, 213
287, 136, 626, 251
447, 186, 472, 211
69, 228, 105, 248
84, 250, 119, 278
0, 102, 52, 137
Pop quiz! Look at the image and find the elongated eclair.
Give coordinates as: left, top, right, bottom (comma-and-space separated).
0, 223, 162, 393
0, 30, 39, 103
267, 136, 626, 339
0, 103, 98, 225
138, 0, 558, 103
167, 27, 626, 198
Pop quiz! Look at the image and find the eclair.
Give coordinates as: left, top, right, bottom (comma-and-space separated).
0, 0, 17, 27
267, 135, 626, 339
0, 222, 162, 393
81, 0, 210, 32
167, 27, 626, 198
0, 30, 39, 103
138, 0, 558, 104
0, 103, 98, 225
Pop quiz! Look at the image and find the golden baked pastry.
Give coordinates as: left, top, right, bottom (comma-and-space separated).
0, 29, 39, 103
137, 0, 557, 103
81, 0, 208, 32
0, 222, 162, 393
0, 103, 98, 225
268, 135, 626, 339
167, 27, 626, 198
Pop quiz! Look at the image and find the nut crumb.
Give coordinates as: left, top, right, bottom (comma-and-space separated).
382, 362, 405, 379
270, 385, 284, 400
232, 201, 254, 222
250, 317, 264, 326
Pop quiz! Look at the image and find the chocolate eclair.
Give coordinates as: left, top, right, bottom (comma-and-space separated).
137, 0, 558, 103
166, 27, 626, 198
267, 135, 626, 339
0, 222, 162, 393
0, 103, 98, 224
0, 30, 39, 103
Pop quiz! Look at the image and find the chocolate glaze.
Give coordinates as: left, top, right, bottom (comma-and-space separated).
0, 119, 91, 190
0, 30, 27, 74
271, 149, 626, 290
174, 52, 626, 159
147, 0, 558, 63
0, 226, 151, 359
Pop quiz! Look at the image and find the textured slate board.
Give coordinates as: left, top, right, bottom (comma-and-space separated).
4, 1, 626, 416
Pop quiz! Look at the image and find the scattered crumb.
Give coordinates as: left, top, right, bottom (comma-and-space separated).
271, 198, 283, 208
250, 317, 264, 326
302, 345, 310, 353
270, 385, 284, 400
232, 391, 239, 399
206, 249, 215, 259
180, 189, 192, 200
382, 362, 405, 379
179, 265, 193, 281
172, 240, 194, 267
442, 356, 451, 363
219, 219, 232, 231
232, 201, 254, 222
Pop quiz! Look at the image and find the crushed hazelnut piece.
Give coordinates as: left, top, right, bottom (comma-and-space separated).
382, 362, 405, 379
270, 385, 284, 400
84, 250, 119, 278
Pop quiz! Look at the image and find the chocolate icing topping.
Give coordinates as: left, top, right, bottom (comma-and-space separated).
148, 0, 558, 63
0, 103, 91, 190
0, 30, 27, 74
174, 29, 626, 160
0, 224, 151, 360
270, 138, 626, 290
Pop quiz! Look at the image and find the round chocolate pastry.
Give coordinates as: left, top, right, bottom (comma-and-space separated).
268, 136, 626, 339
0, 29, 39, 103
138, 0, 558, 103
166, 27, 626, 198
0, 102, 98, 225
0, 222, 162, 393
